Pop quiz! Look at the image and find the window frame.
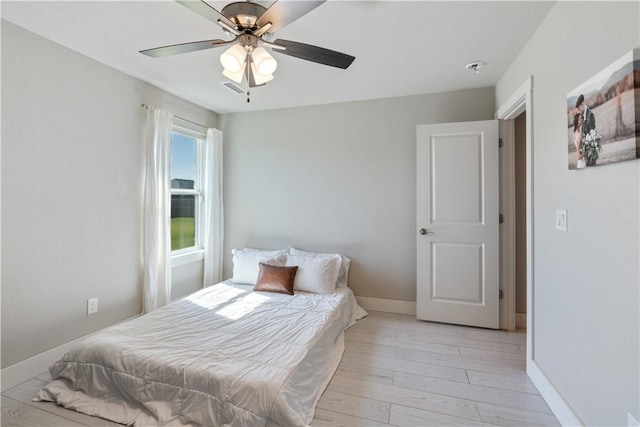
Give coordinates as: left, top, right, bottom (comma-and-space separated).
170, 122, 206, 266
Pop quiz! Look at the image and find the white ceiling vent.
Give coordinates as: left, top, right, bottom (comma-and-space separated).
221, 81, 245, 94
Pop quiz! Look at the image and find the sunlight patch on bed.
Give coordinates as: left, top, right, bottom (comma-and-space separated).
216, 292, 270, 320
185, 283, 246, 310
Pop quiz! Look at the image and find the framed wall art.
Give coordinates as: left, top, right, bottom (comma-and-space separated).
567, 48, 640, 169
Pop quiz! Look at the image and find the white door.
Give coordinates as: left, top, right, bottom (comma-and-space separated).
416, 120, 499, 329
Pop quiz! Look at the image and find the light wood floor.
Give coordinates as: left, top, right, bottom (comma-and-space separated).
2, 311, 559, 426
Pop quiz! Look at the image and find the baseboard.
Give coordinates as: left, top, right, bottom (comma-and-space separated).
1, 315, 139, 392
356, 296, 416, 316
516, 312, 527, 329
527, 359, 583, 426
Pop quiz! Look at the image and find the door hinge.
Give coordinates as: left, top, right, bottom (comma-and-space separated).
499, 138, 504, 148
499, 214, 504, 224
499, 289, 504, 299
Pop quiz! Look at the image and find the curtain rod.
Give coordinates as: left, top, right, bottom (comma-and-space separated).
141, 103, 208, 131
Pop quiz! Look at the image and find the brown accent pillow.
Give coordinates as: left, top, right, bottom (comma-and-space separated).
254, 263, 298, 295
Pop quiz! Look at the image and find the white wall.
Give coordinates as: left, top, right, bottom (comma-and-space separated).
220, 88, 495, 302
495, 2, 639, 425
172, 261, 204, 301
1, 21, 218, 368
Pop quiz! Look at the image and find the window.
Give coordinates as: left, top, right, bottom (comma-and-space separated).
170, 124, 205, 256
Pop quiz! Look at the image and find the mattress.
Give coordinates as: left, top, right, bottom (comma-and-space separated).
35, 280, 359, 426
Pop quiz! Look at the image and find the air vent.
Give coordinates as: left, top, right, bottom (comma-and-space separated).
221, 81, 245, 94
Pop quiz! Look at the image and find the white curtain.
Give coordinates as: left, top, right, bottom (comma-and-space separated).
203, 128, 224, 285
143, 107, 173, 313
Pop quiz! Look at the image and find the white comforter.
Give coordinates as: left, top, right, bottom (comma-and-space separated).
35, 281, 358, 426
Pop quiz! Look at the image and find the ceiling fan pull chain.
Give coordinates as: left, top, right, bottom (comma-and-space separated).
244, 54, 251, 103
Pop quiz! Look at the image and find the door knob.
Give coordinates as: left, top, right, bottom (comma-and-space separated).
419, 228, 433, 235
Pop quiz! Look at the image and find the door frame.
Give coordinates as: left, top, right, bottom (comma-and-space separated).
495, 76, 534, 363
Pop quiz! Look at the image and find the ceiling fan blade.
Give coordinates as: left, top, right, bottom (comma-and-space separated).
175, 0, 237, 31
256, 1, 325, 34
273, 39, 355, 69
140, 39, 231, 58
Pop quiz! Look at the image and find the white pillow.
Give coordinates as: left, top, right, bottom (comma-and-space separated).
288, 247, 351, 288
285, 252, 341, 294
231, 248, 287, 285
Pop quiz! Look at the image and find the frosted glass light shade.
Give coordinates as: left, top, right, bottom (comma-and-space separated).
252, 47, 277, 75
250, 63, 273, 85
220, 44, 247, 73
223, 65, 245, 84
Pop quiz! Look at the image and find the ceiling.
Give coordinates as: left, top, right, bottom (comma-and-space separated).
1, 1, 555, 114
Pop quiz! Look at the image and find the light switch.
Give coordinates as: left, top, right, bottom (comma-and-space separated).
555, 209, 567, 232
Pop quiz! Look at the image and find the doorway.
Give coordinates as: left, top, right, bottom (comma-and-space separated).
514, 112, 527, 329
498, 113, 528, 331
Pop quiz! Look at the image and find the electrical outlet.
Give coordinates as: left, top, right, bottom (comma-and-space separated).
87, 297, 98, 315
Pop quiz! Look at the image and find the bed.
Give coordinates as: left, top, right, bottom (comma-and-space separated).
35, 248, 362, 426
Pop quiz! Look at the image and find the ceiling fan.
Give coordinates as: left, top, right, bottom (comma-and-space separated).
140, 0, 355, 92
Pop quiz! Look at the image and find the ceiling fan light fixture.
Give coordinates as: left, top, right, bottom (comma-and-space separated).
251, 46, 278, 75
223, 65, 246, 84
220, 44, 247, 73
250, 62, 274, 85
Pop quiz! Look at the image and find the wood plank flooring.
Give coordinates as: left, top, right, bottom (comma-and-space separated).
1, 311, 559, 426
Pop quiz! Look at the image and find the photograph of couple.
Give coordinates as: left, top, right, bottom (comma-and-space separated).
567, 49, 639, 170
